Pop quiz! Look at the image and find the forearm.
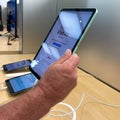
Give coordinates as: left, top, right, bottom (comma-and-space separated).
0, 50, 80, 120
0, 85, 54, 120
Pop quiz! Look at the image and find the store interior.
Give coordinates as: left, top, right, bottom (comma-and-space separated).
0, 0, 120, 91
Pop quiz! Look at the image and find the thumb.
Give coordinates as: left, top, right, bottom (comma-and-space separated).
55, 49, 72, 64
64, 54, 80, 68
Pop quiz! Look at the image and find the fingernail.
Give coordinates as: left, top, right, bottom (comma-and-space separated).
65, 49, 71, 56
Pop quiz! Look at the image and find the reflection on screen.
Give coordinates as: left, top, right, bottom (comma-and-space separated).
10, 73, 38, 92
30, 10, 94, 77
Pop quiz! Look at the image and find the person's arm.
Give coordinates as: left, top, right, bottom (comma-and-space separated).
0, 85, 52, 120
0, 49, 80, 120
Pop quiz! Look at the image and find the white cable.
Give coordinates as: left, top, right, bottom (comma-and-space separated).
48, 93, 85, 120
49, 102, 76, 120
0, 81, 7, 91
49, 109, 73, 119
59, 102, 76, 120
85, 92, 120, 108
0, 67, 3, 70
74, 93, 85, 111
0, 86, 7, 90
48, 92, 120, 120
5, 71, 31, 78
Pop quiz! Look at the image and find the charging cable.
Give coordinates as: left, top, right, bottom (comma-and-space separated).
48, 92, 120, 120
0, 86, 7, 90
0, 67, 3, 70
48, 93, 85, 120
0, 81, 7, 90
5, 71, 31, 78
49, 102, 76, 120
85, 92, 120, 108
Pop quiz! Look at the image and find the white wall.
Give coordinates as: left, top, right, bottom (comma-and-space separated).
75, 0, 120, 91
50, 0, 120, 91
21, 0, 86, 54
21, 0, 57, 53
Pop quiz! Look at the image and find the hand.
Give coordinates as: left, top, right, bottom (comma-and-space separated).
38, 49, 80, 105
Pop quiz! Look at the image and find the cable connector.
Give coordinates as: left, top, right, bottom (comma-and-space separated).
0, 81, 7, 91
0, 67, 3, 70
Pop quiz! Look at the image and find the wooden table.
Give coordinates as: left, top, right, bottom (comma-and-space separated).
0, 54, 120, 120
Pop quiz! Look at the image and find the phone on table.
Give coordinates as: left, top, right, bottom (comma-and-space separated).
3, 59, 31, 72
5, 73, 38, 95
29, 8, 98, 79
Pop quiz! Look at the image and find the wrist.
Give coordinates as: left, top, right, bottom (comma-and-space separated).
37, 81, 60, 107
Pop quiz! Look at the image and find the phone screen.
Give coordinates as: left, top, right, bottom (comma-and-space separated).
3, 59, 31, 72
5, 73, 38, 95
30, 8, 98, 79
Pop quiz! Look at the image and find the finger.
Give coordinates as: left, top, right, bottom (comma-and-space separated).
64, 54, 80, 68
55, 49, 72, 64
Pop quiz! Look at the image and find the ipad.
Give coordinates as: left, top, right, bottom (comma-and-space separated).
29, 8, 98, 79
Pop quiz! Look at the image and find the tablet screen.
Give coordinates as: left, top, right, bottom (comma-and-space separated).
30, 8, 98, 78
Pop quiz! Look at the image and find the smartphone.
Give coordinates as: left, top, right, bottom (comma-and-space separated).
3, 59, 31, 72
5, 73, 38, 95
29, 8, 98, 79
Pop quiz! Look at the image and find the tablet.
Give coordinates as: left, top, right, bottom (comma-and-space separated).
29, 8, 98, 79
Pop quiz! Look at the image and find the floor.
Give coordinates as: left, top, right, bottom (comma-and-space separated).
0, 28, 20, 54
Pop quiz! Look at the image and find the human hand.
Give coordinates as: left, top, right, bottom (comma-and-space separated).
38, 49, 80, 105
